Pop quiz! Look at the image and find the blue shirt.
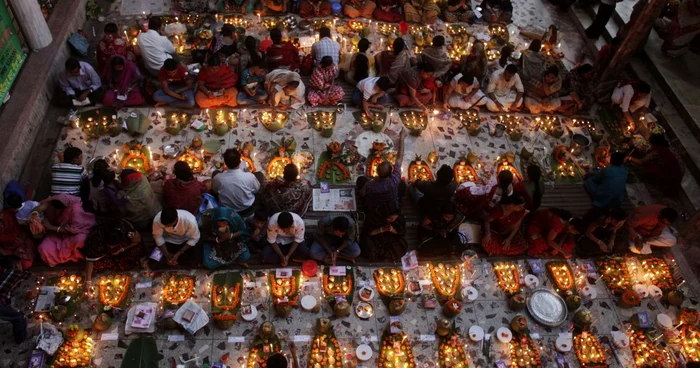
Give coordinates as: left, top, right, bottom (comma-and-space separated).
586, 165, 628, 208
58, 61, 102, 96
239, 68, 265, 91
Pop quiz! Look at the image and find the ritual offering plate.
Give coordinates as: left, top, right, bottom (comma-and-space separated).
556, 336, 573, 352
582, 285, 597, 299
358, 286, 375, 302
527, 289, 567, 327
524, 274, 539, 288
355, 302, 374, 319
634, 284, 649, 298
241, 305, 258, 321
469, 325, 484, 341
408, 281, 422, 296
356, 344, 373, 361
496, 327, 513, 343
162, 144, 181, 158
648, 285, 663, 300
301, 295, 317, 311
462, 286, 478, 302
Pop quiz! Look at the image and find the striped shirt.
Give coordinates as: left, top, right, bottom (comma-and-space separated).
51, 163, 87, 195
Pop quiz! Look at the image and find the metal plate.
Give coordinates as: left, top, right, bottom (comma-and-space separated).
355, 302, 374, 319
163, 144, 181, 158
527, 289, 567, 326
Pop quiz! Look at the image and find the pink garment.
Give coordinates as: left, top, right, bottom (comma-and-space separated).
307, 64, 344, 106
102, 88, 145, 107
102, 55, 144, 106
37, 194, 96, 267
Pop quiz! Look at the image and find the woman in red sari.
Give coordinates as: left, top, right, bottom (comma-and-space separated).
526, 208, 579, 258
196, 56, 239, 108
97, 23, 131, 74
0, 209, 35, 269
455, 170, 515, 218
265, 28, 300, 71
481, 195, 528, 256
300, 0, 332, 17
373, 0, 403, 22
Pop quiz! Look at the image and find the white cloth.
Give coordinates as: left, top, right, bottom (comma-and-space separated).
267, 212, 306, 245
487, 69, 524, 96
174, 299, 209, 334
152, 209, 201, 247
448, 73, 490, 109
629, 228, 677, 254
611, 84, 651, 113
212, 168, 261, 211
137, 30, 176, 73
357, 77, 380, 100
524, 96, 561, 114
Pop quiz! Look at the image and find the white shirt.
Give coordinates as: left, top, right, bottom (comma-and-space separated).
267, 212, 305, 245
152, 210, 201, 247
450, 73, 480, 96
311, 37, 340, 66
357, 77, 380, 100
488, 69, 524, 96
137, 30, 176, 72
58, 61, 102, 95
618, 84, 651, 113
212, 167, 260, 211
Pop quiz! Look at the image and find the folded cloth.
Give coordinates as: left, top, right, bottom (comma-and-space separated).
174, 299, 209, 334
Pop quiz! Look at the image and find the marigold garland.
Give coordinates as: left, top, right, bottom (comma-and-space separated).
212, 283, 241, 321
438, 333, 469, 368
98, 275, 131, 308
494, 262, 520, 295
50, 333, 94, 368
269, 272, 299, 305
428, 263, 461, 299
508, 335, 541, 368
307, 331, 343, 367
573, 332, 607, 367
640, 257, 676, 291
323, 274, 353, 297
680, 324, 700, 362
596, 258, 633, 295
162, 274, 195, 306
546, 262, 575, 294
378, 332, 416, 368
373, 269, 405, 297
629, 329, 661, 367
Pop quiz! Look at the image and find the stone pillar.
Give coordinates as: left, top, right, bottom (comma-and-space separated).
7, 0, 52, 50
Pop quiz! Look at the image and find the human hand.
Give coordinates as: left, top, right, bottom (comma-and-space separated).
439, 229, 447, 238
176, 93, 186, 100
78, 90, 90, 101
443, 102, 449, 110
481, 233, 491, 246
399, 127, 408, 139
207, 91, 215, 98
503, 238, 511, 249
495, 101, 504, 111
167, 255, 179, 266
331, 252, 337, 266
281, 255, 289, 267
366, 110, 375, 119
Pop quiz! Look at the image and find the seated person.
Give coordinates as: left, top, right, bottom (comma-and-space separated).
460, 42, 488, 82
343, 38, 373, 85
373, 0, 402, 22
557, 63, 595, 115
265, 69, 306, 110
246, 209, 269, 252
152, 208, 201, 266
34, 195, 96, 267
137, 16, 176, 76
310, 213, 361, 265
488, 45, 513, 71
87, 160, 124, 215
344, 0, 376, 18
486, 64, 524, 112
357, 129, 408, 211
611, 80, 651, 128
238, 62, 269, 105
521, 165, 544, 211
196, 56, 239, 108
481, 195, 528, 256
237, 36, 265, 72
404, 0, 440, 24
524, 66, 562, 114
444, 72, 490, 110
261, 164, 312, 217
82, 219, 143, 285
576, 208, 628, 257
455, 170, 515, 217
585, 151, 628, 209
395, 62, 437, 108
97, 23, 131, 74
0, 198, 36, 270
627, 204, 678, 254
262, 0, 288, 13
311, 28, 340, 67
209, 24, 238, 60
212, 149, 261, 217
481, 0, 513, 23
266, 28, 300, 71
443, 0, 475, 23
219, 0, 253, 13
419, 36, 453, 79
626, 134, 682, 196
308, 56, 345, 107
263, 212, 309, 266
102, 56, 145, 108
163, 161, 207, 216
154, 59, 195, 108
300, 0, 332, 18
202, 207, 251, 269
526, 208, 578, 258
417, 202, 465, 257
56, 58, 103, 107
409, 165, 458, 214
0, 256, 30, 344
119, 169, 162, 231
51, 147, 87, 197
353, 76, 391, 119
361, 202, 407, 261
519, 40, 546, 84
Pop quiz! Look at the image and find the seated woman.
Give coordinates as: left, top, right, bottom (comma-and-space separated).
362, 202, 407, 262
300, 0, 332, 17
0, 207, 35, 269
459, 41, 488, 82
237, 36, 265, 72
455, 169, 515, 217
154, 59, 196, 108
202, 207, 251, 269
34, 195, 96, 267
353, 76, 391, 119
344, 0, 376, 18
557, 64, 595, 116
576, 208, 628, 258
82, 219, 143, 285
444, 72, 489, 110
218, 0, 253, 13
88, 159, 124, 215
260, 164, 312, 217
524, 66, 562, 114
522, 165, 544, 211
209, 24, 238, 61
417, 202, 465, 257
97, 23, 132, 74
443, 0, 475, 23
119, 169, 162, 231
481, 0, 513, 23
395, 62, 437, 107
265, 29, 300, 71
585, 151, 628, 209
343, 38, 373, 85
265, 69, 306, 110
481, 195, 528, 256
519, 40, 546, 86
404, 0, 440, 24
262, 0, 287, 13
373, 0, 402, 22
238, 62, 269, 105
196, 56, 239, 108
419, 36, 453, 79
308, 56, 345, 107
526, 208, 578, 258
163, 161, 207, 216
626, 134, 683, 197
102, 56, 144, 108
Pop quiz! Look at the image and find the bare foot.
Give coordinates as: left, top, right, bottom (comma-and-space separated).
238, 262, 249, 268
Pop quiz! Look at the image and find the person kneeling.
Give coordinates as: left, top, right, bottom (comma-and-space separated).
353, 76, 391, 119
395, 62, 438, 108
238, 62, 269, 105
196, 56, 239, 108
310, 213, 361, 265
265, 70, 306, 110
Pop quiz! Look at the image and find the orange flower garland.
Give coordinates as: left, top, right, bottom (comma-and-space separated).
596, 259, 633, 295
308, 332, 343, 367
573, 332, 607, 367
269, 272, 299, 305
680, 308, 700, 325
378, 332, 416, 368
323, 274, 353, 297
681, 325, 700, 362
508, 336, 541, 368
212, 284, 241, 321
438, 333, 469, 368
50, 334, 94, 368
629, 330, 661, 367
162, 274, 195, 306
453, 160, 479, 184
98, 275, 131, 307
429, 263, 461, 299
547, 262, 575, 294
494, 262, 520, 295
640, 258, 676, 291
373, 269, 405, 297
408, 157, 434, 182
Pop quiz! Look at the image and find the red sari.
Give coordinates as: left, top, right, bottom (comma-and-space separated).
97, 34, 129, 74
0, 209, 35, 269
373, 0, 403, 21
526, 210, 575, 256
266, 42, 301, 71
482, 205, 527, 255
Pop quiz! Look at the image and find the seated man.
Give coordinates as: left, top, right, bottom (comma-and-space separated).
409, 165, 458, 214
300, 0, 332, 18
395, 62, 437, 108
311, 27, 340, 67
56, 58, 103, 107
486, 64, 524, 112
137, 16, 176, 76
357, 129, 408, 212
152, 208, 201, 266
266, 28, 300, 71
310, 213, 361, 265
557, 63, 595, 115
417, 202, 464, 256
352, 76, 391, 119
263, 212, 309, 266
154, 59, 195, 108
212, 149, 261, 217
481, 0, 513, 23
524, 66, 562, 114
51, 147, 87, 197
238, 62, 269, 105
611, 80, 651, 128
196, 56, 239, 108
627, 204, 678, 254
344, 0, 376, 18
584, 151, 628, 209
444, 72, 490, 110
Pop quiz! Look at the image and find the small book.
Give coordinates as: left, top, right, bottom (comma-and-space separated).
182, 309, 196, 323
132, 304, 155, 329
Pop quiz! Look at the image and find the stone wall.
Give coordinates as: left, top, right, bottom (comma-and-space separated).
0, 0, 88, 203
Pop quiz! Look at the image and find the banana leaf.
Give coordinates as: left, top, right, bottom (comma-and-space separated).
126, 113, 151, 135
321, 267, 354, 306
211, 272, 243, 317
120, 337, 158, 368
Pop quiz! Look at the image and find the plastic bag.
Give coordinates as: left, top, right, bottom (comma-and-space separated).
67, 31, 89, 57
